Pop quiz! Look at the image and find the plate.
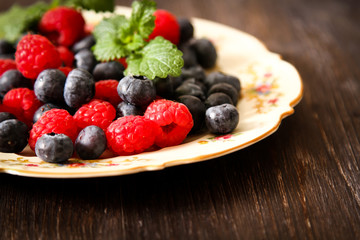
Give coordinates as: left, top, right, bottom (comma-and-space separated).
0, 7, 303, 178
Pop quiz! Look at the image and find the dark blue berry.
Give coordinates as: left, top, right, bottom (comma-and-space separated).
75, 125, 107, 160
183, 78, 207, 93
74, 49, 97, 73
154, 76, 175, 99
92, 61, 125, 81
0, 112, 16, 123
35, 133, 73, 163
175, 82, 206, 101
177, 18, 194, 44
0, 70, 32, 98
0, 119, 28, 153
178, 95, 206, 133
205, 104, 239, 134
0, 39, 15, 55
181, 65, 206, 82
116, 102, 144, 118
117, 75, 156, 107
207, 83, 239, 105
190, 38, 217, 69
0, 54, 15, 60
179, 43, 198, 68
64, 68, 95, 109
205, 72, 241, 92
205, 92, 234, 109
72, 35, 96, 53
33, 103, 59, 123
34, 69, 66, 104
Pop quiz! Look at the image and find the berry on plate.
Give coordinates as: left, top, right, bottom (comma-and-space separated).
35, 133, 74, 163
205, 103, 239, 134
75, 125, 107, 160
0, 119, 28, 153
144, 99, 193, 148
0, 59, 17, 77
73, 99, 116, 131
38, 6, 85, 47
106, 115, 161, 155
15, 34, 62, 79
148, 9, 180, 45
29, 109, 78, 150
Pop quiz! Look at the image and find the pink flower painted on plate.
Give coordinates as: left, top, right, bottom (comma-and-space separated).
268, 98, 278, 105
255, 83, 271, 95
214, 134, 233, 141
25, 164, 39, 167
68, 163, 86, 168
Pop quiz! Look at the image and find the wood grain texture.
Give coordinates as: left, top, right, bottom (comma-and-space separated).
1, 0, 360, 239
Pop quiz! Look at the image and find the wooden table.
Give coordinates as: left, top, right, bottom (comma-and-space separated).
1, 0, 360, 239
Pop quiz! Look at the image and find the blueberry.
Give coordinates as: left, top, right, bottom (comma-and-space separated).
180, 44, 198, 68
64, 68, 95, 109
183, 78, 207, 93
0, 70, 32, 98
34, 69, 66, 104
190, 38, 217, 69
92, 61, 125, 81
178, 95, 206, 133
175, 82, 206, 101
205, 92, 234, 109
0, 39, 15, 55
33, 103, 59, 123
207, 83, 239, 105
116, 102, 144, 118
205, 72, 241, 92
205, 104, 239, 134
75, 125, 107, 160
177, 18, 194, 44
181, 65, 206, 82
35, 133, 73, 163
153, 76, 175, 99
74, 49, 97, 73
0, 119, 28, 153
0, 54, 15, 60
117, 75, 156, 107
0, 112, 16, 123
72, 35, 96, 53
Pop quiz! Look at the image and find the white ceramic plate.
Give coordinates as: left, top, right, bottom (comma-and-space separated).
0, 7, 303, 178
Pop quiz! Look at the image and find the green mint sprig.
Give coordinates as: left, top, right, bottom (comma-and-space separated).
92, 0, 184, 80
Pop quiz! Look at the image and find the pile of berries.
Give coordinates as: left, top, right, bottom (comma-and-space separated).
0, 6, 240, 163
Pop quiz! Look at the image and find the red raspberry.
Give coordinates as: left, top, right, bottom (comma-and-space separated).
144, 99, 193, 148
73, 99, 116, 131
57, 46, 74, 67
58, 66, 73, 76
94, 80, 122, 106
106, 115, 161, 155
2, 88, 42, 126
39, 7, 85, 47
29, 109, 78, 150
15, 34, 62, 79
0, 59, 17, 77
148, 9, 180, 45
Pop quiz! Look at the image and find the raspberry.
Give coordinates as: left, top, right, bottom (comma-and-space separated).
144, 99, 193, 148
73, 99, 116, 131
106, 115, 161, 155
29, 109, 78, 150
57, 46, 74, 67
58, 66, 73, 76
94, 80, 122, 106
0, 59, 17, 77
15, 34, 62, 79
148, 9, 180, 45
2, 88, 42, 126
39, 7, 85, 47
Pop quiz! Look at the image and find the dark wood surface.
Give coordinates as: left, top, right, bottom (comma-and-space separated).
1, 0, 360, 239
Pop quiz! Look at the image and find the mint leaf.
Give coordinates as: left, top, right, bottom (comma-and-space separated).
92, 15, 131, 61
65, 0, 114, 12
125, 37, 184, 79
129, 0, 156, 38
0, 2, 50, 42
